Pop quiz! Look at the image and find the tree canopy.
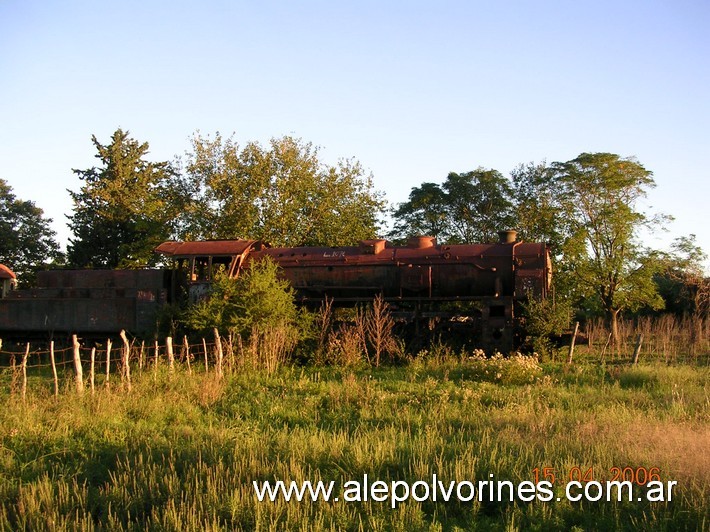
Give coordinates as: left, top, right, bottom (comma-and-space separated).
65, 130, 385, 268
0, 179, 62, 286
67, 129, 182, 268
655, 235, 709, 318
389, 182, 449, 241
510, 161, 567, 252
391, 169, 515, 244
180, 133, 386, 246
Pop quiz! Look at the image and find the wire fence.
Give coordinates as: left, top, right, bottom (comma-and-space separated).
0, 339, 220, 370
582, 315, 710, 364
0, 329, 231, 400
2, 315, 708, 400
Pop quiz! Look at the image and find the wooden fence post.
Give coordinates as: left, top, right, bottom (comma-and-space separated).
567, 322, 579, 364
72, 335, 84, 394
50, 341, 59, 397
183, 336, 192, 375
139, 341, 145, 372
632, 334, 643, 365
166, 336, 175, 374
214, 328, 224, 379
119, 330, 132, 392
202, 338, 209, 373
21, 343, 29, 403
105, 339, 112, 389
154, 340, 159, 377
90, 347, 96, 395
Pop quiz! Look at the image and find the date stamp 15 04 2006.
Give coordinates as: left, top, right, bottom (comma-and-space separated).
532, 466, 677, 503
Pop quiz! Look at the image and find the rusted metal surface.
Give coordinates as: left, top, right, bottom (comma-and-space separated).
498, 230, 518, 244
256, 241, 549, 302
0, 264, 16, 280
0, 269, 167, 336
156, 240, 267, 298
155, 240, 267, 258
155, 236, 551, 304
36, 269, 166, 290
154, 234, 552, 352
1, 298, 134, 333
0, 233, 551, 353
0, 264, 16, 298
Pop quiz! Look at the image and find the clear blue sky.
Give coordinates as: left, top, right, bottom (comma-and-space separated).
1, 0, 708, 262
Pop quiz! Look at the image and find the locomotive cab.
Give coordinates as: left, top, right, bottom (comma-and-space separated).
0, 264, 17, 298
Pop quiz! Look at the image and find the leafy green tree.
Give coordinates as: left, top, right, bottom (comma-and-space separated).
510, 160, 581, 305
510, 161, 567, 250
443, 169, 516, 243
655, 235, 709, 318
389, 182, 448, 242
182, 133, 386, 246
553, 153, 665, 340
0, 179, 62, 286
391, 168, 515, 244
67, 129, 183, 268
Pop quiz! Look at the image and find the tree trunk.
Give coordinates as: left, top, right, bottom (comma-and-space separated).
608, 308, 621, 346
632, 334, 643, 365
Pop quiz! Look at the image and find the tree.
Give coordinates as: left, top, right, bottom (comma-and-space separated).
391, 168, 515, 244
390, 182, 449, 242
67, 129, 182, 268
0, 179, 62, 286
181, 133, 386, 246
655, 235, 709, 318
553, 153, 665, 340
443, 169, 516, 243
510, 161, 567, 251
510, 160, 583, 303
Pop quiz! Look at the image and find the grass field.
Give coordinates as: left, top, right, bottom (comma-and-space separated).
0, 354, 707, 531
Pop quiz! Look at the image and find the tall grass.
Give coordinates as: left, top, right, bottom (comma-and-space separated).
0, 357, 707, 530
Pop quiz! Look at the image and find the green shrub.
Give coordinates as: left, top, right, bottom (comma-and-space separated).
183, 257, 300, 338
520, 296, 572, 356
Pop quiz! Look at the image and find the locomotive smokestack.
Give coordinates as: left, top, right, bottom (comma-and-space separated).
498, 230, 517, 244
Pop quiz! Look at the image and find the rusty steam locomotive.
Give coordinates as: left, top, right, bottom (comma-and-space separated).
0, 231, 551, 352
